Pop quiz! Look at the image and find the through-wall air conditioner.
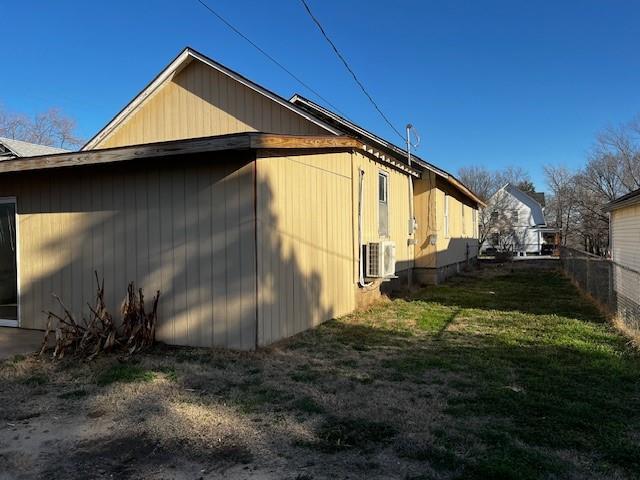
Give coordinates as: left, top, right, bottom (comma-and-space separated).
366, 240, 396, 278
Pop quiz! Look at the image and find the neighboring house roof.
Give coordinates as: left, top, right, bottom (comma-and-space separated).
525, 191, 545, 207
290, 94, 485, 207
82, 47, 342, 150
497, 183, 547, 226
0, 137, 68, 159
604, 187, 640, 212
0, 133, 419, 177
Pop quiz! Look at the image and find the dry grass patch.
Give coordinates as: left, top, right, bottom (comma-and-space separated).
1, 265, 639, 479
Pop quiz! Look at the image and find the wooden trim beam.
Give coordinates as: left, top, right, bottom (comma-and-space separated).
0, 133, 418, 177
249, 134, 360, 150
0, 134, 253, 174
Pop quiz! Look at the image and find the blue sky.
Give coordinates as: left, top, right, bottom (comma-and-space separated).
2, 0, 639, 189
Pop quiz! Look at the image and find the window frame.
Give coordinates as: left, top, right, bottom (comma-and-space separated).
378, 171, 390, 238
378, 171, 388, 204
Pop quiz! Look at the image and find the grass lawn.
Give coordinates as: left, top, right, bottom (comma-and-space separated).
1, 265, 639, 479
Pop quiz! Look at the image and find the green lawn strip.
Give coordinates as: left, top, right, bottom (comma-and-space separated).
338, 268, 640, 477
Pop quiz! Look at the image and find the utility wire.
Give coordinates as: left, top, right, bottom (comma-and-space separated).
195, 0, 346, 116
299, 0, 405, 142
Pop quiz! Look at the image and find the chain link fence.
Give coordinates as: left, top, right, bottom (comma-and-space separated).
560, 247, 640, 333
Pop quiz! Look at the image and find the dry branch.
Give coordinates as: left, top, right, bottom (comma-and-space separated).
40, 272, 160, 360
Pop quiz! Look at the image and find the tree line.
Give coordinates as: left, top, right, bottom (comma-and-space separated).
458, 115, 640, 256
0, 104, 83, 149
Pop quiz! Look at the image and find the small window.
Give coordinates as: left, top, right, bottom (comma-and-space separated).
490, 210, 499, 222
444, 195, 450, 238
511, 209, 519, 223
378, 172, 389, 237
378, 172, 388, 203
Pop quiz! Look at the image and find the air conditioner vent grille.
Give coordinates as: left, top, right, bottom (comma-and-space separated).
365, 241, 396, 278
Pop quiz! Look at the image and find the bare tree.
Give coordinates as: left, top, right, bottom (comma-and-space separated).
594, 117, 640, 192
544, 165, 576, 247
494, 165, 531, 189
458, 165, 533, 252
0, 105, 83, 149
478, 187, 521, 249
543, 115, 640, 255
0, 108, 30, 140
457, 166, 498, 202
458, 164, 532, 203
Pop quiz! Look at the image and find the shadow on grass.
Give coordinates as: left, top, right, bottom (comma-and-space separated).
4, 268, 640, 479
412, 269, 604, 322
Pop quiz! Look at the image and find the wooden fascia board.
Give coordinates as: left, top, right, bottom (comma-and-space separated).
0, 134, 253, 174
249, 134, 360, 150
0, 134, 419, 176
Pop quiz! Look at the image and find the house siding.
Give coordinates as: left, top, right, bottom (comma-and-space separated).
351, 151, 412, 272
414, 173, 479, 284
255, 150, 355, 346
255, 149, 414, 345
94, 60, 327, 149
7, 153, 257, 349
611, 205, 640, 272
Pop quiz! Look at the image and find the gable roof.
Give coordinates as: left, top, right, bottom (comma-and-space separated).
499, 183, 546, 225
0, 137, 68, 159
290, 94, 485, 207
525, 191, 545, 207
604, 187, 640, 212
82, 47, 342, 150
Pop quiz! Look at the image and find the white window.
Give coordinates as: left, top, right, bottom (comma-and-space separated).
378, 172, 389, 237
378, 172, 388, 203
444, 195, 450, 238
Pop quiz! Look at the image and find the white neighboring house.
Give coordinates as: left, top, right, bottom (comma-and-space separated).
482, 183, 551, 256
0, 137, 68, 160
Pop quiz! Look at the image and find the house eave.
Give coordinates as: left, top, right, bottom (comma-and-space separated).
0, 133, 420, 177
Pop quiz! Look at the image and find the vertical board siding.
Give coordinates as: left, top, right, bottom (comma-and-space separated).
256, 151, 356, 346
351, 151, 412, 271
414, 172, 438, 269
95, 61, 327, 149
1, 154, 256, 350
431, 179, 479, 268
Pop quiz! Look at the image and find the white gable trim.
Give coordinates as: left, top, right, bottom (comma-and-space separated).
83, 48, 340, 150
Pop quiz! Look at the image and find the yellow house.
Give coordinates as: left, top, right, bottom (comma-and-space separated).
290, 96, 485, 285
0, 47, 482, 348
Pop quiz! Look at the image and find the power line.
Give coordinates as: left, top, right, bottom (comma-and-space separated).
195, 0, 345, 116
299, 0, 405, 142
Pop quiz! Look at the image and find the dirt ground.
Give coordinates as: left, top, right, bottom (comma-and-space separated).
1, 265, 639, 480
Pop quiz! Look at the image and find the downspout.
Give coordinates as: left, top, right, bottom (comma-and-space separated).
358, 169, 373, 287
407, 174, 415, 289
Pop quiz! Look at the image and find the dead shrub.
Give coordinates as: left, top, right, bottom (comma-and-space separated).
40, 272, 159, 360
